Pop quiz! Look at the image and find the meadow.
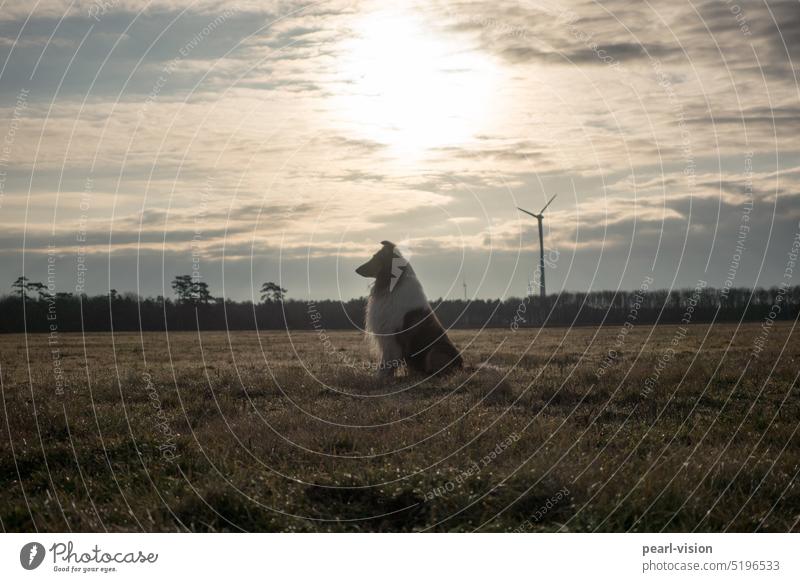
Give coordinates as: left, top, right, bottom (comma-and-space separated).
1, 322, 798, 532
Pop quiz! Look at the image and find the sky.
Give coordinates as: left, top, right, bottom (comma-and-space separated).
0, 0, 799, 302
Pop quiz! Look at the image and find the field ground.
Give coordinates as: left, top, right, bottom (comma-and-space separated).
1, 322, 798, 532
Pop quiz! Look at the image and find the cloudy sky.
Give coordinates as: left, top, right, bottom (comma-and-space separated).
1, 0, 799, 301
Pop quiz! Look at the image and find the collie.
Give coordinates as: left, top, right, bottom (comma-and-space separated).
356, 241, 463, 378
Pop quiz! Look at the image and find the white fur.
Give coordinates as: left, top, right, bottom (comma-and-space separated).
365, 264, 429, 375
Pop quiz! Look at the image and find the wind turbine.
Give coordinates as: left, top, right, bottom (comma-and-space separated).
517, 194, 557, 299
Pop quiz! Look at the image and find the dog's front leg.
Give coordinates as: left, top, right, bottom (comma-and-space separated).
376, 337, 402, 379
377, 363, 395, 379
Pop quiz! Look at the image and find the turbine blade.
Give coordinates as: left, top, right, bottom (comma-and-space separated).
538, 193, 557, 214
516, 207, 539, 219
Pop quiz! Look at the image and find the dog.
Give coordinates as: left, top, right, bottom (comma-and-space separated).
356, 241, 463, 378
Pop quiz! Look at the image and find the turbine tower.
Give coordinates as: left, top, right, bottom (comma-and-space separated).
517, 194, 557, 299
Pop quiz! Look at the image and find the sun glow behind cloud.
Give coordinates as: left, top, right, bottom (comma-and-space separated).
332, 8, 500, 160
1, 0, 799, 299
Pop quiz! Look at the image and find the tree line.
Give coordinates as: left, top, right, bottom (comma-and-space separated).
0, 275, 798, 333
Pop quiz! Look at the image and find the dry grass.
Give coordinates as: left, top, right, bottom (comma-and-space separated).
1, 322, 798, 532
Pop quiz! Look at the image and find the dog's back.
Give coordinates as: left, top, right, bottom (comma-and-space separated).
397, 307, 463, 376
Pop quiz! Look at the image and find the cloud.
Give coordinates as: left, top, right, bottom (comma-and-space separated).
1, 0, 799, 297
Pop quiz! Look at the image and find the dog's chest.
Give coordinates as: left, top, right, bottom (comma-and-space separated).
366, 281, 428, 334
366, 295, 406, 334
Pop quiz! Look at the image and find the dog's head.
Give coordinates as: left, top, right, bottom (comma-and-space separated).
356, 241, 409, 292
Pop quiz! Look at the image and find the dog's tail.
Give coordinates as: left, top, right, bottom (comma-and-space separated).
473, 361, 505, 373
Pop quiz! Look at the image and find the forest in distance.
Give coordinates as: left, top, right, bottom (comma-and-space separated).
1, 274, 798, 332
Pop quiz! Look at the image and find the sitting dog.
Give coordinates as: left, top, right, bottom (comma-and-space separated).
356, 241, 463, 378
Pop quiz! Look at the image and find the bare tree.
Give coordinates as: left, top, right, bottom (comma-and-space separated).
171, 275, 194, 304
260, 282, 287, 303
11, 276, 47, 299
171, 275, 215, 305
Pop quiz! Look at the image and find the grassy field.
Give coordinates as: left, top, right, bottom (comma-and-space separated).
1, 322, 798, 532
